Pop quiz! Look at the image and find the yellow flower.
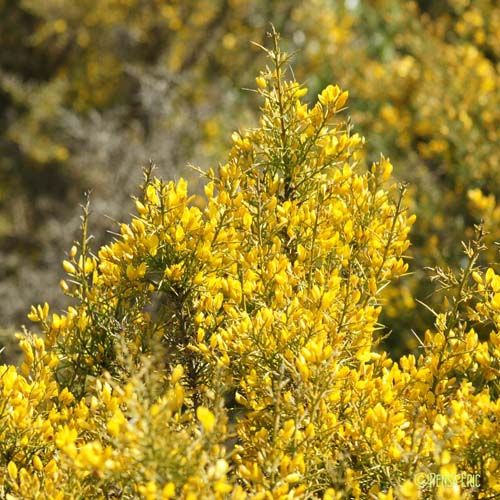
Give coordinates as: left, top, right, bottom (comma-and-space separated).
399, 481, 418, 498
196, 406, 216, 432
162, 483, 176, 499
256, 76, 267, 89
63, 260, 76, 274
7, 461, 18, 480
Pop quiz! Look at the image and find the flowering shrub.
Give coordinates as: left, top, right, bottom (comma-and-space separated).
327, 0, 500, 344
1, 31, 500, 499
2, 1, 499, 351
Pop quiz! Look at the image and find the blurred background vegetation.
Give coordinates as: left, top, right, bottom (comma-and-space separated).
0, 0, 498, 362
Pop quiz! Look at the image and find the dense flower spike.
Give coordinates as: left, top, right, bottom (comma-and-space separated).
1, 31, 500, 499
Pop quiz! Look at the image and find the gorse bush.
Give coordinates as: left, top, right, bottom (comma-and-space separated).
1, 31, 500, 499
2, 0, 354, 331
330, 0, 500, 346
1, 1, 499, 352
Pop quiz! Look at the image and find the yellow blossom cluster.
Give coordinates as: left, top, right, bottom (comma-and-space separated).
2, 0, 499, 348
326, 0, 500, 342
1, 33, 500, 499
